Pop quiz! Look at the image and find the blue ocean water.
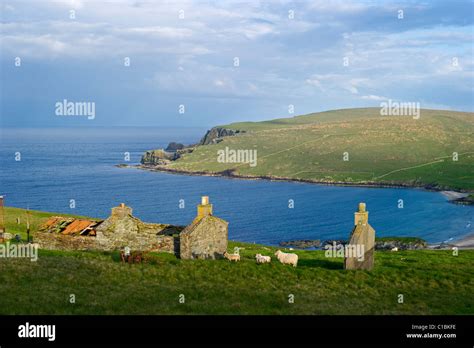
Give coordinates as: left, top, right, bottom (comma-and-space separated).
1, 128, 473, 245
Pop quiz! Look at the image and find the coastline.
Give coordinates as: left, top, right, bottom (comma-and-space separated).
440, 191, 469, 200
118, 163, 474, 196
451, 233, 474, 249
428, 233, 474, 250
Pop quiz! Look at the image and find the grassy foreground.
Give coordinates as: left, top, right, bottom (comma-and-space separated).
1, 207, 473, 315
166, 108, 474, 191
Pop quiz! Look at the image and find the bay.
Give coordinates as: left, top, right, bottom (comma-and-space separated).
1, 127, 472, 245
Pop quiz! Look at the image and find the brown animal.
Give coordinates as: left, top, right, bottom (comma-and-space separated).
129, 252, 143, 264
120, 250, 127, 263
120, 250, 144, 264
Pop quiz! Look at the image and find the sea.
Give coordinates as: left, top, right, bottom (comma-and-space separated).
1, 127, 473, 245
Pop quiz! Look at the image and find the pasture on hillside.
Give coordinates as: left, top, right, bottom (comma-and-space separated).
0, 207, 473, 315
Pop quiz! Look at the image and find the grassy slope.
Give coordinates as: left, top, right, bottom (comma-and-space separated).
1, 207, 473, 315
2, 206, 99, 241
166, 108, 474, 191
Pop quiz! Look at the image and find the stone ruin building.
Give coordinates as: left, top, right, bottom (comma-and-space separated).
344, 202, 376, 270
35, 196, 228, 260
95, 203, 182, 254
179, 196, 228, 259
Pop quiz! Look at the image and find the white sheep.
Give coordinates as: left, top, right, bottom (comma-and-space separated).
255, 253, 271, 264
275, 250, 298, 267
223, 251, 240, 262
391, 247, 398, 252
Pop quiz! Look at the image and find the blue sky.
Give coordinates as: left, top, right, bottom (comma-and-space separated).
1, 0, 473, 127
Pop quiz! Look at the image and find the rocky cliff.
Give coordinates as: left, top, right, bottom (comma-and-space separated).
198, 127, 245, 145
140, 128, 244, 166
165, 142, 185, 152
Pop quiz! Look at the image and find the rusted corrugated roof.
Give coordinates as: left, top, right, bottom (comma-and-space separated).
42, 216, 63, 228
61, 219, 97, 235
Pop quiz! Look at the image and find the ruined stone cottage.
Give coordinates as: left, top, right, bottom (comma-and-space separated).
35, 197, 228, 260
344, 202, 376, 270
179, 196, 228, 259
94, 203, 182, 253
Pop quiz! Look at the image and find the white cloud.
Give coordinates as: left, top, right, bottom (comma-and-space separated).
214, 79, 225, 87
118, 26, 195, 39
360, 95, 388, 101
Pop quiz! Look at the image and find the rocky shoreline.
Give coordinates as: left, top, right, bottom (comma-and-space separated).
428, 234, 474, 250
279, 238, 429, 250
119, 163, 474, 201
451, 195, 474, 205
278, 236, 474, 250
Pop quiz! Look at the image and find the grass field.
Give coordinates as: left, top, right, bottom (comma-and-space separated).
165, 108, 474, 191
1, 207, 473, 315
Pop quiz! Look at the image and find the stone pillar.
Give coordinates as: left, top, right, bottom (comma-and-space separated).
344, 202, 375, 270
197, 196, 213, 219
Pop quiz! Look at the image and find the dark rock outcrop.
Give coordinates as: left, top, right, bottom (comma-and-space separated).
280, 239, 321, 249
176, 147, 194, 155
321, 238, 427, 251
139, 127, 244, 167
322, 240, 347, 249
141, 149, 179, 165
165, 142, 185, 152
199, 127, 245, 145
451, 194, 474, 205
375, 238, 427, 250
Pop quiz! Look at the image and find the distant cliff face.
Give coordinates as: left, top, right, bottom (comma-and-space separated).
140, 128, 244, 166
165, 142, 185, 152
199, 127, 245, 145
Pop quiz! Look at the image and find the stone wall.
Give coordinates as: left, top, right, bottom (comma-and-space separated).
34, 232, 97, 251
153, 235, 179, 254
34, 230, 179, 254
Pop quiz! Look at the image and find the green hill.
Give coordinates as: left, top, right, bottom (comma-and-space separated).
162, 108, 474, 191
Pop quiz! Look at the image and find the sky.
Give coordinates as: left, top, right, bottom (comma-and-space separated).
1, 0, 473, 128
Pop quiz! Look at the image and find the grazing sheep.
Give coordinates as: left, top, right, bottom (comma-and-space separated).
275, 250, 298, 267
391, 247, 398, 252
255, 253, 271, 264
223, 251, 240, 262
